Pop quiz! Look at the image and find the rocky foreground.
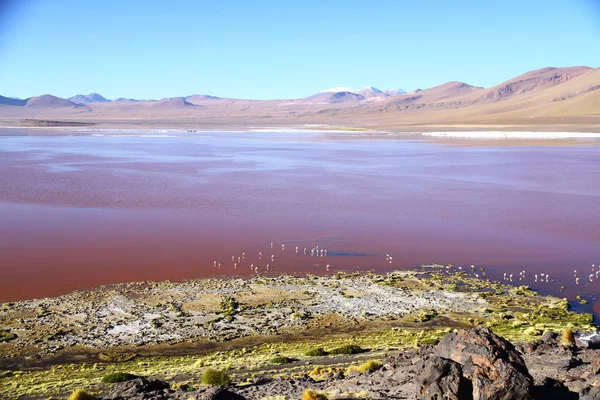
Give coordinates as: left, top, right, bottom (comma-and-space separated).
68, 328, 600, 400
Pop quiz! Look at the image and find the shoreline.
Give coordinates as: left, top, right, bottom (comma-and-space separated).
2, 124, 600, 144
1, 269, 595, 361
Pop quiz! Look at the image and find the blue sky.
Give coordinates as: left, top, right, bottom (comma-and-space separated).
0, 0, 599, 100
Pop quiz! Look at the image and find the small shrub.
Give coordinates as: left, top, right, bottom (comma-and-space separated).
523, 327, 542, 337
410, 309, 439, 322
67, 389, 96, 400
202, 368, 231, 386
329, 344, 365, 355
305, 347, 328, 357
347, 360, 382, 374
0, 330, 17, 343
271, 356, 293, 364
220, 297, 240, 320
302, 389, 328, 400
101, 372, 139, 383
561, 328, 575, 346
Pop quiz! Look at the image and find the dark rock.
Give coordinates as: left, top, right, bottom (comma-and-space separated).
580, 384, 600, 400
558, 357, 583, 371
517, 342, 537, 354
102, 378, 171, 400
415, 355, 471, 400
196, 387, 247, 400
532, 377, 577, 400
436, 327, 533, 400
250, 376, 272, 386
541, 331, 559, 343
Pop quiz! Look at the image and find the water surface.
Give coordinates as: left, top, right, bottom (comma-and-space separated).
0, 130, 598, 315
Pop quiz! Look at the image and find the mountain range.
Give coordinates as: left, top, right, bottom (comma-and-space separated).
1, 66, 599, 131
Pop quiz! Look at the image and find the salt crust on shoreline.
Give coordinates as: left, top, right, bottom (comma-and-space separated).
422, 131, 600, 139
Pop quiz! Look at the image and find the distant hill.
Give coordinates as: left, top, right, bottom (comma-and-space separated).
69, 93, 110, 104
151, 97, 196, 108
0, 95, 27, 106
113, 97, 140, 103
384, 81, 483, 109
327, 91, 365, 103
185, 94, 220, 103
315, 86, 406, 99
356, 86, 386, 98
384, 88, 407, 96
25, 95, 82, 108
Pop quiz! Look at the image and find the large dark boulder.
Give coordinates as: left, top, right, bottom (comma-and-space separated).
415, 355, 472, 400
436, 327, 533, 400
102, 377, 171, 400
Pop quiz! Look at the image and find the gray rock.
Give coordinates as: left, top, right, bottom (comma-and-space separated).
558, 357, 583, 371
593, 355, 600, 376
580, 385, 600, 400
415, 355, 471, 400
540, 331, 558, 343
436, 327, 533, 400
102, 378, 171, 400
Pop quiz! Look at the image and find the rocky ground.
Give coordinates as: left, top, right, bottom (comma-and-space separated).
0, 270, 598, 399
65, 328, 600, 400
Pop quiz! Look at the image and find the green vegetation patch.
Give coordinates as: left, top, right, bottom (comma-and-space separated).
220, 297, 240, 321
101, 372, 139, 383
270, 356, 294, 364
329, 344, 366, 355
305, 347, 329, 357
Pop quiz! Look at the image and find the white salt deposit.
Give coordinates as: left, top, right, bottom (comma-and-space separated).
422, 131, 600, 139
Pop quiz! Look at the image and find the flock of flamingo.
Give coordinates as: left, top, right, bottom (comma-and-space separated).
208, 241, 598, 293
212, 242, 341, 274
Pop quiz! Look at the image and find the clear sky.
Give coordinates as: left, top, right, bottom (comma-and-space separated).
0, 0, 599, 100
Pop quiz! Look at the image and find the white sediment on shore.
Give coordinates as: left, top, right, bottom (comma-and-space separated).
422, 131, 600, 139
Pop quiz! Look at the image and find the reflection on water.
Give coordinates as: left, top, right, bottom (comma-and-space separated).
0, 130, 598, 316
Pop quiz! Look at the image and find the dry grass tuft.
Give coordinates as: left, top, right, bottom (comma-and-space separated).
302, 389, 328, 400
561, 328, 575, 346
67, 388, 96, 400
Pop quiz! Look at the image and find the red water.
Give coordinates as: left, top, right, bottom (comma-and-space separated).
0, 130, 598, 315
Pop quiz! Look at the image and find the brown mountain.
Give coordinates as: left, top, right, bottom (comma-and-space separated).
25, 95, 81, 108
453, 66, 592, 105
386, 81, 483, 107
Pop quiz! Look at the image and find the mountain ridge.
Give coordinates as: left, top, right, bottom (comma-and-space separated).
1, 66, 598, 130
